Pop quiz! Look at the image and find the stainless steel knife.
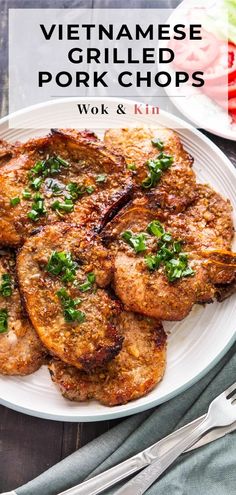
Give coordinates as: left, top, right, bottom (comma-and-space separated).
2, 419, 235, 495
56, 417, 236, 495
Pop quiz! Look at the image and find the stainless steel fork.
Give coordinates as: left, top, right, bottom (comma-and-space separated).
115, 382, 236, 495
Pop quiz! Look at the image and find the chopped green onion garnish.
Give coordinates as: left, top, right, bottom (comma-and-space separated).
51, 199, 74, 213
96, 174, 107, 183
30, 177, 43, 191
127, 163, 136, 171
10, 197, 20, 207
28, 210, 39, 221
56, 288, 85, 323
66, 182, 85, 199
86, 186, 94, 195
0, 308, 8, 333
142, 152, 174, 189
145, 254, 160, 271
27, 194, 47, 222
31, 160, 44, 175
157, 244, 173, 261
0, 274, 12, 297
79, 272, 96, 292
46, 251, 78, 283
162, 232, 172, 243
30, 155, 69, 181
144, 220, 195, 282
173, 241, 182, 253
22, 190, 32, 200
165, 254, 195, 282
122, 231, 147, 253
64, 307, 85, 323
55, 156, 69, 167
151, 138, 164, 151
147, 220, 164, 238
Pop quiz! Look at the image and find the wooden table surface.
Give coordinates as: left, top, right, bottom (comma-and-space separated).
0, 0, 236, 492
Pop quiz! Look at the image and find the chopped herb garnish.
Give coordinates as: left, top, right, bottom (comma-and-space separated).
29, 155, 69, 181
25, 155, 72, 219
79, 272, 96, 292
46, 251, 78, 283
147, 220, 164, 238
165, 254, 195, 282
28, 210, 39, 221
86, 185, 94, 195
56, 288, 85, 323
27, 194, 47, 222
66, 183, 94, 201
145, 254, 161, 271
66, 182, 85, 199
0, 274, 12, 297
157, 244, 173, 261
51, 199, 74, 214
142, 152, 174, 189
144, 220, 195, 282
10, 197, 20, 207
30, 160, 44, 176
22, 189, 32, 200
54, 156, 69, 167
122, 220, 194, 282
96, 174, 107, 183
173, 241, 182, 254
151, 138, 164, 151
162, 232, 172, 243
122, 231, 147, 253
30, 177, 43, 191
0, 308, 8, 333
127, 163, 136, 171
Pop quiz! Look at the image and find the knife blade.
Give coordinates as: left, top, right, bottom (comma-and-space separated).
57, 418, 236, 495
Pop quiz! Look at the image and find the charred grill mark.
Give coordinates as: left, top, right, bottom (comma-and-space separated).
78, 332, 124, 371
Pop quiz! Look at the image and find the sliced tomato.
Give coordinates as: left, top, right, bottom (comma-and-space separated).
171, 30, 220, 71
204, 42, 236, 85
229, 98, 236, 123
228, 79, 236, 99
228, 97, 236, 116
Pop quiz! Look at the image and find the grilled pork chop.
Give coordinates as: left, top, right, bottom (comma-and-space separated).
0, 139, 15, 166
17, 223, 123, 370
166, 184, 233, 252
49, 312, 167, 406
0, 129, 132, 247
104, 127, 196, 211
103, 186, 235, 321
0, 250, 45, 375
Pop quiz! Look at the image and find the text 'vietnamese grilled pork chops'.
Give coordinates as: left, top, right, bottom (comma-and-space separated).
0, 249, 46, 375
17, 223, 123, 371
104, 127, 196, 212
49, 312, 167, 406
0, 129, 132, 247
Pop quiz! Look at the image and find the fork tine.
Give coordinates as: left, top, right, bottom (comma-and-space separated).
225, 382, 236, 397
229, 394, 236, 404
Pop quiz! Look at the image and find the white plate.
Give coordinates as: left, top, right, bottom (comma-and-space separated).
0, 97, 235, 422
165, 0, 236, 141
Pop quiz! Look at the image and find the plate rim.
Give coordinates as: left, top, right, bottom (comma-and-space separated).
0, 96, 235, 422
1, 332, 235, 422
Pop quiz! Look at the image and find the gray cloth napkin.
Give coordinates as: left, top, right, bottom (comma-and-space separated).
10, 341, 236, 495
